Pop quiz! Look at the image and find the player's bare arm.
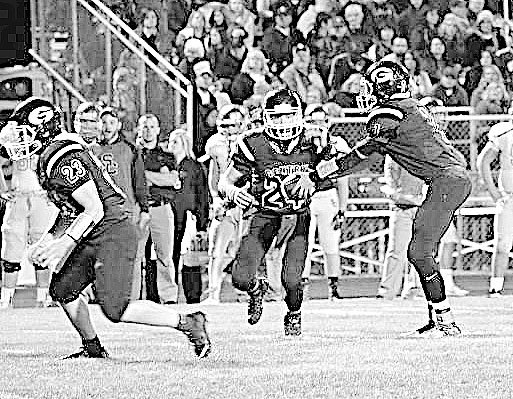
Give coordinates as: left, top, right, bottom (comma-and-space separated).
218, 162, 255, 209
31, 180, 104, 272
477, 143, 502, 202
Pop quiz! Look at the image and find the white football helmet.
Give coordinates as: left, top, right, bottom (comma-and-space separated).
0, 121, 41, 160
262, 89, 303, 141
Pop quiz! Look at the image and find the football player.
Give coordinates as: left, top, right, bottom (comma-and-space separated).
477, 120, 513, 297
92, 107, 150, 300
219, 89, 317, 336
200, 104, 247, 304
310, 60, 472, 337
0, 120, 59, 309
301, 104, 349, 301
1, 97, 211, 358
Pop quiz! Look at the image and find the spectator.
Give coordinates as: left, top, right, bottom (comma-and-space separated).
307, 13, 344, 84
231, 48, 273, 105
328, 51, 372, 93
340, 1, 375, 53
419, 36, 450, 84
330, 72, 361, 108
443, 0, 471, 34
397, 0, 429, 38
204, 27, 227, 64
404, 50, 433, 98
382, 35, 410, 65
225, 0, 257, 48
431, 65, 469, 106
474, 81, 510, 114
164, 0, 189, 42
208, 5, 230, 38
296, 0, 334, 39
467, 0, 487, 26
464, 49, 495, 97
112, 66, 139, 141
137, 114, 180, 305
367, 23, 396, 62
410, 5, 440, 52
178, 37, 207, 79
261, 2, 304, 75
470, 64, 505, 106
167, 129, 210, 304
191, 59, 218, 157
176, 10, 208, 56
438, 13, 467, 66
212, 25, 249, 92
280, 42, 327, 103
367, 0, 399, 29
464, 10, 506, 67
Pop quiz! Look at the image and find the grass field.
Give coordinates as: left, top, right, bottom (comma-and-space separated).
1, 296, 513, 399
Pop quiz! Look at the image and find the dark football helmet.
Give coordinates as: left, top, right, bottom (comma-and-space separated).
74, 101, 100, 144
357, 60, 410, 111
262, 89, 303, 141
0, 97, 62, 160
216, 104, 247, 142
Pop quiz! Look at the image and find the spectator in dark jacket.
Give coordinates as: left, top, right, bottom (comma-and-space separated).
431, 65, 469, 106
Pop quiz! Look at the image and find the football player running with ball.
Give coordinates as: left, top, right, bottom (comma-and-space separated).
219, 89, 317, 336
0, 97, 211, 359
310, 60, 472, 337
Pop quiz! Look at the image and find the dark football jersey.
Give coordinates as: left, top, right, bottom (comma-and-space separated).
231, 129, 317, 215
37, 134, 127, 236
92, 139, 137, 208
364, 96, 467, 182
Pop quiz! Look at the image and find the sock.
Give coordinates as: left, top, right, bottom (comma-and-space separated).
328, 276, 338, 286
432, 299, 454, 324
490, 277, 504, 292
1, 287, 15, 304
427, 302, 434, 322
36, 288, 48, 303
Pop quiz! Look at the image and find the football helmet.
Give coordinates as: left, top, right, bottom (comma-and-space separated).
357, 60, 410, 111
0, 97, 62, 160
262, 89, 303, 141
216, 104, 247, 141
74, 102, 100, 144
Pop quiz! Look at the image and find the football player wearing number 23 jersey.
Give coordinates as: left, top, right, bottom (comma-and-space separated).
0, 97, 211, 359
220, 89, 317, 336
311, 60, 472, 337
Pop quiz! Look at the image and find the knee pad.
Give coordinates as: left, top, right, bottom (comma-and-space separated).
2, 260, 21, 273
49, 279, 82, 304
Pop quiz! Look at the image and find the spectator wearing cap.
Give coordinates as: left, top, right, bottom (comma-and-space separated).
191, 59, 218, 157
280, 43, 327, 103
340, 2, 375, 54
231, 48, 273, 104
409, 5, 440, 53
464, 10, 506, 67
94, 107, 150, 300
178, 37, 206, 79
397, 0, 429, 38
296, 0, 334, 39
431, 66, 469, 106
211, 25, 249, 92
225, 0, 257, 48
261, 2, 305, 75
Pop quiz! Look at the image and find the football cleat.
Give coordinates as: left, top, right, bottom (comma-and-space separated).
63, 345, 110, 359
489, 289, 503, 298
248, 279, 269, 325
177, 311, 211, 358
284, 311, 302, 336
400, 320, 436, 337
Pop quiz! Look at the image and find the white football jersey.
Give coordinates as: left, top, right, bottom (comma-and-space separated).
11, 155, 42, 193
488, 121, 513, 193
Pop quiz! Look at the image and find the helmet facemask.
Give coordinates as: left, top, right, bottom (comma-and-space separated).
263, 105, 303, 141
356, 76, 378, 112
0, 122, 42, 160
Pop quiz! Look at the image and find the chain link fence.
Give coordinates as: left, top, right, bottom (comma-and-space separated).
308, 113, 513, 276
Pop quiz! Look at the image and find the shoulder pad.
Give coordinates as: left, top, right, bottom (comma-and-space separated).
367, 106, 405, 123
43, 140, 85, 177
